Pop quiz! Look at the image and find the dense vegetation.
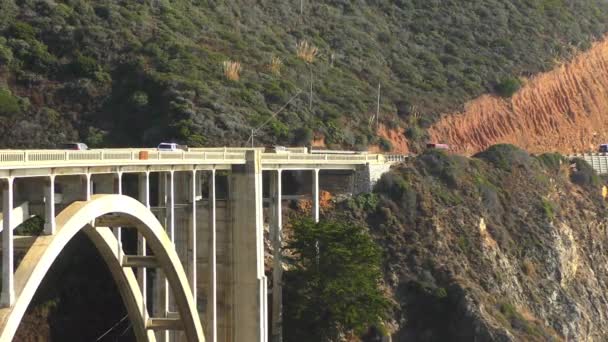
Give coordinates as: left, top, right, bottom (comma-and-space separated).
337, 146, 608, 340
283, 217, 391, 341
0, 0, 608, 149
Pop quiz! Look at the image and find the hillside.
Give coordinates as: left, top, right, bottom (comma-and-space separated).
338, 146, 608, 340
430, 36, 608, 155
1, 0, 608, 149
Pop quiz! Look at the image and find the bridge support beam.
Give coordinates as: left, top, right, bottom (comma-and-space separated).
231, 150, 267, 342
1, 178, 14, 307
207, 169, 217, 342
81, 173, 91, 201
189, 170, 197, 306
312, 168, 320, 223
43, 175, 56, 235
114, 172, 123, 263
138, 171, 150, 319
270, 169, 282, 342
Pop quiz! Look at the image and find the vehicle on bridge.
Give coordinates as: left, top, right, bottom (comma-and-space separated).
59, 142, 88, 150
157, 142, 187, 151
426, 143, 450, 150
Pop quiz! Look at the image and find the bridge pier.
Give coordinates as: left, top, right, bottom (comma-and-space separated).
138, 171, 150, 320
231, 150, 267, 342
43, 175, 56, 235
1, 178, 14, 307
269, 169, 283, 342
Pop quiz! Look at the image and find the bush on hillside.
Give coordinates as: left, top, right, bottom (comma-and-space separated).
495, 77, 522, 98
0, 88, 22, 116
570, 158, 600, 187
536, 153, 566, 172
417, 149, 466, 188
474, 144, 534, 172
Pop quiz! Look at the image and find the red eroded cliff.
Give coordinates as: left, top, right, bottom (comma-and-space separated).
429, 37, 608, 155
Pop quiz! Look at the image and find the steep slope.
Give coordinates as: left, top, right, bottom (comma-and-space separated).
430, 36, 608, 155
1, 1, 608, 148
340, 147, 608, 340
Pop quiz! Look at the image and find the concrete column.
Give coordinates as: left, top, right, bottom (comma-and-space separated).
1, 178, 14, 307
154, 172, 169, 342
270, 169, 283, 342
43, 175, 56, 235
312, 169, 320, 223
207, 169, 217, 342
230, 151, 267, 342
138, 172, 150, 318
81, 173, 91, 201
165, 171, 175, 342
114, 173, 123, 262
189, 170, 197, 302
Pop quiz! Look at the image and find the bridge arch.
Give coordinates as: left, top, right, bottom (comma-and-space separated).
0, 194, 204, 342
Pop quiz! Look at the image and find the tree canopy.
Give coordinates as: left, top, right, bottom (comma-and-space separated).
283, 217, 391, 341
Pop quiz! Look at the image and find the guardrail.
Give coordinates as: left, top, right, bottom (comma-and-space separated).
0, 149, 248, 167
568, 153, 608, 174
384, 154, 410, 163
0, 148, 406, 168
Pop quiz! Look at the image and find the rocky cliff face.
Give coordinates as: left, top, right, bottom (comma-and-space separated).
429, 36, 608, 155
340, 147, 608, 341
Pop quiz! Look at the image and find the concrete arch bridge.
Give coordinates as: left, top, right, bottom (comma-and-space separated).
0, 147, 404, 341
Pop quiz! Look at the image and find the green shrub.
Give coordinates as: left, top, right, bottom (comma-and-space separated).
130, 91, 149, 108
537, 152, 565, 171
570, 158, 600, 187
379, 137, 392, 152
0, 88, 21, 116
417, 150, 466, 188
474, 144, 533, 172
495, 76, 521, 97
15, 215, 44, 235
291, 127, 313, 146
70, 54, 100, 78
405, 125, 424, 141
9, 22, 36, 41
541, 198, 556, 220
0, 43, 13, 65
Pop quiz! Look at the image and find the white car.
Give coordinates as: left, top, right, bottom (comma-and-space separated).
157, 142, 179, 151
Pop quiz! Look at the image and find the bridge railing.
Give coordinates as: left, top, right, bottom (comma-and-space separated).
260, 153, 383, 163
0, 149, 250, 167
568, 153, 608, 174
384, 154, 410, 163
0, 149, 397, 168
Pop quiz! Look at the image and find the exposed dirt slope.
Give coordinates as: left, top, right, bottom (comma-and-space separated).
429, 36, 608, 155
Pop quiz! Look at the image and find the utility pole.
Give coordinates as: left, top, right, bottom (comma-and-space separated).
309, 67, 313, 111
251, 129, 254, 147
376, 82, 381, 130
300, 0, 303, 16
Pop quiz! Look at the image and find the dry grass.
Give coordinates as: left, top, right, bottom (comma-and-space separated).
223, 60, 241, 81
268, 56, 283, 76
296, 40, 319, 63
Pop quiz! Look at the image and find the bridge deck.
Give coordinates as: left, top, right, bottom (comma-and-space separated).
0, 148, 407, 176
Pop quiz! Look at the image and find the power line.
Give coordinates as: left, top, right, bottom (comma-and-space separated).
95, 314, 128, 341
247, 89, 303, 146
